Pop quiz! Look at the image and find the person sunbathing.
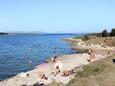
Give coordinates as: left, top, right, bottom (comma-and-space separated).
51, 66, 60, 76
38, 72, 48, 80
41, 74, 48, 80
38, 73, 48, 86
87, 49, 96, 62
62, 69, 74, 77
88, 49, 91, 55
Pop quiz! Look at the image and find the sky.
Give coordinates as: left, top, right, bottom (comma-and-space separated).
0, 0, 115, 33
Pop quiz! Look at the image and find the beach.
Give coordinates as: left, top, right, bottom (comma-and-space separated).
1, 0, 115, 85
0, 36, 115, 86
0, 50, 111, 86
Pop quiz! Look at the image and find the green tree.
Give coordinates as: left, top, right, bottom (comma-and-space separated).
110, 28, 115, 36
101, 29, 109, 37
82, 35, 89, 41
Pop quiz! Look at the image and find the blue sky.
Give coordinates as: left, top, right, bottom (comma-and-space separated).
0, 0, 115, 33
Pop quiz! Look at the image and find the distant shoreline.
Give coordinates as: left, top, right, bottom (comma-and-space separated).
0, 32, 8, 35
0, 33, 79, 36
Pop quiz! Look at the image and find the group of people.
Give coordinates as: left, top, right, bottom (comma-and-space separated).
51, 51, 62, 76
37, 49, 81, 85
51, 51, 75, 77
37, 50, 59, 84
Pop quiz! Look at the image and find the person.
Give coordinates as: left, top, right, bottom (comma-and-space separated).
29, 60, 32, 65
38, 72, 48, 86
38, 72, 48, 80
62, 69, 74, 77
87, 49, 96, 62
91, 50, 96, 59
51, 66, 60, 76
53, 50, 56, 55
88, 49, 92, 55
28, 48, 32, 52
107, 50, 110, 55
62, 70, 69, 76
51, 51, 57, 63
41, 74, 48, 80
52, 56, 57, 63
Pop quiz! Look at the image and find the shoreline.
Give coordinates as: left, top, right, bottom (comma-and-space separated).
0, 37, 115, 86
0, 51, 112, 86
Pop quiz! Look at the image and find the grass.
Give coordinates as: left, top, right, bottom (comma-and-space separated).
70, 35, 115, 47
86, 36, 115, 46
66, 54, 115, 86
73, 36, 83, 39
73, 35, 100, 42
47, 81, 64, 86
86, 37, 104, 44
76, 60, 107, 78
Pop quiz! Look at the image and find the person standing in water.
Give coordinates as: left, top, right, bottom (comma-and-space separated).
28, 48, 32, 66
52, 50, 57, 63
29, 60, 32, 65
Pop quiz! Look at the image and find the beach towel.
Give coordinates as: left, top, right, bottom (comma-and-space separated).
37, 63, 48, 68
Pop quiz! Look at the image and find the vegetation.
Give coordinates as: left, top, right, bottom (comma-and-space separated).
66, 54, 115, 86
99, 28, 115, 37
73, 35, 97, 41
101, 29, 109, 37
73, 28, 115, 40
73, 36, 82, 39
48, 81, 63, 86
82, 35, 89, 41
110, 28, 115, 36
72, 28, 115, 46
48, 54, 115, 86
69, 58, 114, 85
66, 29, 115, 46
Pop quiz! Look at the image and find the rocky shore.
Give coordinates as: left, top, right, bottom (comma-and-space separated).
0, 38, 114, 86
0, 51, 110, 86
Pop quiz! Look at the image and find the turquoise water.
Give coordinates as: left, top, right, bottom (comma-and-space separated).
0, 34, 77, 80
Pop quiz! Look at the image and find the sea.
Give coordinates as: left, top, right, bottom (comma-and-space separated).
0, 34, 78, 80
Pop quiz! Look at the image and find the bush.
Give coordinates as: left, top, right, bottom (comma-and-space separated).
73, 36, 82, 39
82, 35, 89, 41
101, 29, 109, 37
110, 28, 115, 36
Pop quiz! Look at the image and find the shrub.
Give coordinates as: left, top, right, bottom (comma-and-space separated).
73, 36, 82, 39
110, 28, 115, 36
82, 35, 89, 41
101, 29, 109, 37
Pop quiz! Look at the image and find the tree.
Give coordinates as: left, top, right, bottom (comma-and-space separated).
82, 35, 89, 41
101, 29, 109, 37
110, 28, 115, 36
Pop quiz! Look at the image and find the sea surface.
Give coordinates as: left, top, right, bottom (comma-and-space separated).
0, 34, 77, 80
